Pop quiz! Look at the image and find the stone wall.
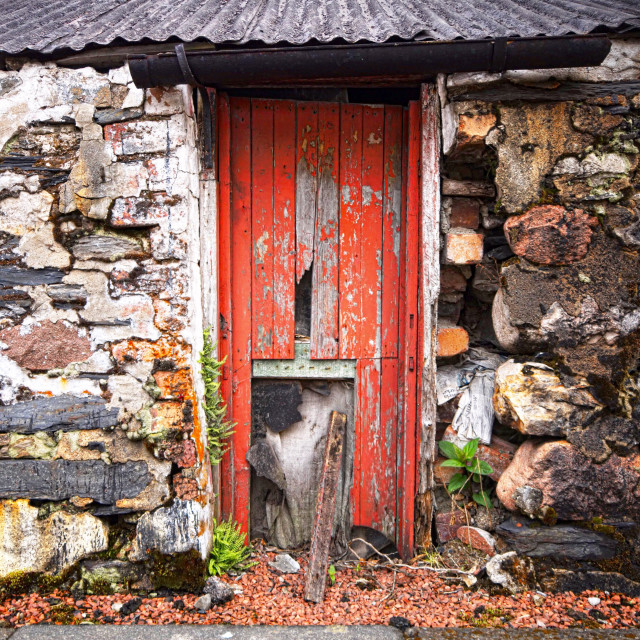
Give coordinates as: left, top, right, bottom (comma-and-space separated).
434, 38, 640, 584
0, 61, 212, 591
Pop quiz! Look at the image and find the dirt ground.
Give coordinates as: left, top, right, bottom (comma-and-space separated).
1, 550, 639, 629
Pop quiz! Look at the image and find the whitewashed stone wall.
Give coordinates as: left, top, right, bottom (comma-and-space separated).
0, 60, 212, 588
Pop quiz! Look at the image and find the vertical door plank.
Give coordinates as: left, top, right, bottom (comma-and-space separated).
311, 102, 340, 359
360, 106, 384, 358
251, 99, 274, 359
217, 93, 233, 521
379, 357, 399, 540
354, 358, 381, 529
396, 112, 408, 554
296, 102, 318, 283
398, 102, 420, 559
273, 101, 296, 359
338, 104, 363, 359
229, 97, 252, 534
381, 107, 403, 358
416, 84, 441, 550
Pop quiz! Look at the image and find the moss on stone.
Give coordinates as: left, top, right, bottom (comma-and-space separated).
147, 548, 206, 591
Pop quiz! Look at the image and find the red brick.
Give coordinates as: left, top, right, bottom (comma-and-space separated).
504, 205, 597, 265
457, 526, 496, 556
456, 113, 497, 149
442, 426, 517, 482
444, 232, 483, 265
450, 198, 480, 229
435, 510, 468, 543
434, 456, 459, 486
440, 266, 468, 294
437, 325, 469, 357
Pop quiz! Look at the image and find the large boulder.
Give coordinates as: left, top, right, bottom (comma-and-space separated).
496, 440, 640, 521
492, 229, 640, 387
493, 360, 603, 436
503, 205, 598, 265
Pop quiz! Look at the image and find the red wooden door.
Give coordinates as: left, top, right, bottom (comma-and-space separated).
217, 97, 421, 558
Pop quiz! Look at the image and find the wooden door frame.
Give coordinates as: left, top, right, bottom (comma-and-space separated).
209, 85, 440, 556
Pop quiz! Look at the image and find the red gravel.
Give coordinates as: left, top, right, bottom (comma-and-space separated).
1, 551, 639, 629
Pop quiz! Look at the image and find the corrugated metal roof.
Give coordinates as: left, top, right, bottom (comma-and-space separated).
1, 0, 639, 54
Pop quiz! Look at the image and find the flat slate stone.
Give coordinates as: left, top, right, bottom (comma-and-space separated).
0, 266, 65, 286
94, 107, 144, 125
0, 394, 119, 432
497, 518, 617, 561
0, 459, 150, 504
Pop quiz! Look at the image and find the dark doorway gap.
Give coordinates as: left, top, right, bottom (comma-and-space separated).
225, 87, 419, 106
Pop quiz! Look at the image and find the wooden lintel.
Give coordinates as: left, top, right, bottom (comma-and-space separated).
304, 410, 347, 603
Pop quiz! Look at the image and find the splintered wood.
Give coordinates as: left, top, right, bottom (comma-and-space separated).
304, 410, 347, 603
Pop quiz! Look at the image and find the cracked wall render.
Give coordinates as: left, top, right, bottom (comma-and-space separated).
0, 60, 212, 584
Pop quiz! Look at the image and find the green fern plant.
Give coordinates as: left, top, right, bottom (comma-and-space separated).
208, 517, 254, 576
199, 326, 235, 465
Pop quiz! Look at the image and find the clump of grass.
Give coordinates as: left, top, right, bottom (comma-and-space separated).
208, 517, 254, 576
199, 326, 235, 465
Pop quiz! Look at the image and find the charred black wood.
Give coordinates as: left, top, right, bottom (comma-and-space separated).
0, 460, 150, 503
0, 394, 119, 432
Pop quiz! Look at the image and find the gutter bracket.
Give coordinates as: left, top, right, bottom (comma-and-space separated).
490, 38, 508, 74
175, 44, 214, 170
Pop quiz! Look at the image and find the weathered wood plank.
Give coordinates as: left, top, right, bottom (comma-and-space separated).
0, 394, 119, 432
304, 410, 347, 603
295, 102, 318, 283
360, 107, 384, 358
217, 91, 232, 521
272, 100, 296, 359
338, 104, 363, 359
441, 179, 494, 198
311, 102, 340, 359
229, 97, 253, 533
252, 342, 356, 379
381, 106, 403, 359
251, 99, 274, 359
379, 358, 398, 540
398, 102, 420, 560
416, 83, 441, 550
0, 460, 150, 504
355, 358, 382, 531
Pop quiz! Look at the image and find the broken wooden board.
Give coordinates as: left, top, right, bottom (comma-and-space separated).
252, 341, 356, 379
0, 394, 120, 432
304, 410, 347, 603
